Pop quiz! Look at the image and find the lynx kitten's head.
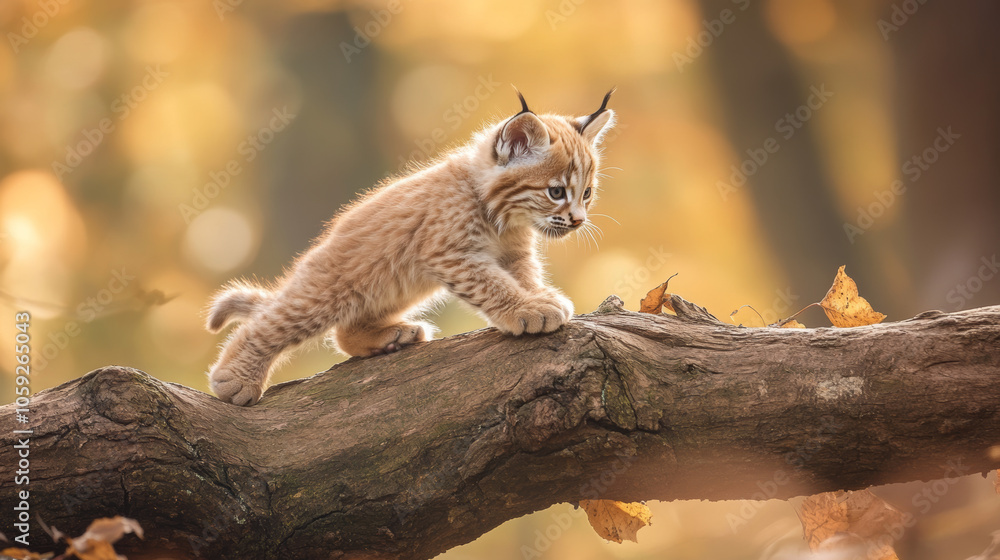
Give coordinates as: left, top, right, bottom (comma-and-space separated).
481, 90, 616, 238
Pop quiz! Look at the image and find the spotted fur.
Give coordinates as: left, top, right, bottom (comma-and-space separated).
206, 91, 616, 405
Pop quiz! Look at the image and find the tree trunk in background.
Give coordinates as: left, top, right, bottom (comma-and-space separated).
698, 0, 1000, 319
889, 1, 1000, 313
699, 0, 853, 304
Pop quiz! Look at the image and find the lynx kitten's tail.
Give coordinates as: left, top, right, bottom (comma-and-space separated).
206, 283, 271, 332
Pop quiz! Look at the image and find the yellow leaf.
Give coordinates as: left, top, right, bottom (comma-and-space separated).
579, 499, 652, 543
798, 492, 848, 549
72, 516, 143, 546
780, 319, 806, 328
1, 548, 47, 560
64, 516, 143, 560
820, 266, 886, 327
67, 539, 118, 560
797, 490, 903, 559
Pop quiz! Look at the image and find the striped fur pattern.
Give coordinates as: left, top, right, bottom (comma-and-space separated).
206, 92, 616, 405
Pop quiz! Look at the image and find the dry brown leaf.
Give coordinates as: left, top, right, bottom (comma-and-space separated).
662, 296, 676, 314
820, 266, 886, 327
579, 499, 652, 543
639, 283, 667, 314
73, 516, 143, 546
798, 492, 849, 549
0, 549, 51, 560
780, 319, 806, 328
66, 539, 120, 560
797, 490, 903, 560
638, 274, 678, 314
64, 517, 142, 560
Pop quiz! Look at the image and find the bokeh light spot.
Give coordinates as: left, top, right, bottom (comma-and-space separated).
764, 0, 837, 46
44, 27, 109, 90
182, 207, 258, 273
122, 1, 192, 64
391, 65, 466, 140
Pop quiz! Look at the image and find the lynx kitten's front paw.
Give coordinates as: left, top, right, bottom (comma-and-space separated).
494, 295, 574, 335
545, 289, 575, 321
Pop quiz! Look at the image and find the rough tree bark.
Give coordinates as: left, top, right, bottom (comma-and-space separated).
2, 296, 999, 560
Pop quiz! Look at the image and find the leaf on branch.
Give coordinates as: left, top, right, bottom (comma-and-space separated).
780, 319, 806, 328
0, 549, 52, 560
797, 490, 903, 559
65, 516, 143, 560
798, 492, 849, 548
68, 540, 121, 560
820, 266, 886, 327
639, 273, 678, 314
579, 499, 652, 543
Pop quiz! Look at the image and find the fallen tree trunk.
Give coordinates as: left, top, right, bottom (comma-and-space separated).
2, 296, 1000, 559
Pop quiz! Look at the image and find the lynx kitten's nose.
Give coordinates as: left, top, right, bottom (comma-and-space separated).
569, 216, 584, 227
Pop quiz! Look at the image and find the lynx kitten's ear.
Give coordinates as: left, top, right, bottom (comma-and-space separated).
576, 88, 617, 145
496, 92, 550, 166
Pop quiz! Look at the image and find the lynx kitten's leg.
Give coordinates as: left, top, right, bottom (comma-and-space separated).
505, 252, 575, 321
335, 321, 431, 357
209, 305, 332, 406
433, 259, 571, 335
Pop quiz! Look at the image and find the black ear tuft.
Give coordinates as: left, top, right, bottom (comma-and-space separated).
513, 86, 532, 115
577, 87, 616, 132
576, 88, 617, 145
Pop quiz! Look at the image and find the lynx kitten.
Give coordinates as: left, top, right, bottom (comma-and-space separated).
206, 90, 616, 405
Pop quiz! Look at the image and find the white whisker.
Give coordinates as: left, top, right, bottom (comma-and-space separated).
590, 213, 620, 226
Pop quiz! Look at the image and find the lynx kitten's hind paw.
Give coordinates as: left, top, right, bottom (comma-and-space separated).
370, 322, 429, 355
211, 373, 265, 407
339, 321, 431, 357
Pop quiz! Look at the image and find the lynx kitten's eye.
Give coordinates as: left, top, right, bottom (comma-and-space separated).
547, 186, 566, 200
583, 187, 592, 199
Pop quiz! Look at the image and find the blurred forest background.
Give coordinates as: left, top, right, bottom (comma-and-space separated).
1, 0, 999, 558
